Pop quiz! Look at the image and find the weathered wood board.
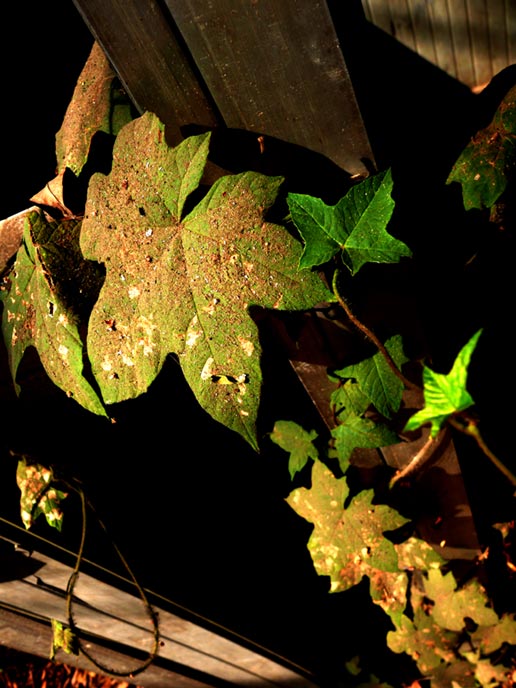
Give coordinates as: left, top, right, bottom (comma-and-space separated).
0, 538, 319, 687
361, 0, 516, 90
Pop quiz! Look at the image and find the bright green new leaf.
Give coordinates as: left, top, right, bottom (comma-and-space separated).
0, 212, 106, 416
447, 84, 516, 210
270, 420, 318, 479
331, 413, 399, 473
286, 461, 409, 619
287, 169, 411, 275
423, 568, 498, 632
334, 335, 408, 418
81, 112, 331, 449
404, 329, 482, 437
16, 458, 67, 531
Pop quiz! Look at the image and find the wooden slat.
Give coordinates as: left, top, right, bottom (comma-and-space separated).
467, 0, 492, 88
0, 545, 318, 687
426, 1, 456, 79
362, 0, 516, 89
407, 0, 438, 68
163, 0, 375, 176
71, 0, 219, 145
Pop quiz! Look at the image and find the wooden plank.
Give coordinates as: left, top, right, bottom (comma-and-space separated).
0, 608, 210, 688
507, 0, 516, 67
426, 0, 457, 78
163, 0, 375, 176
407, 0, 437, 67
466, 0, 492, 88
386, 0, 418, 52
0, 544, 319, 687
487, 0, 510, 78
71, 0, 219, 145
446, 0, 476, 86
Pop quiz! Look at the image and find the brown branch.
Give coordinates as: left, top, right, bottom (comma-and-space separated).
449, 415, 516, 489
332, 271, 419, 391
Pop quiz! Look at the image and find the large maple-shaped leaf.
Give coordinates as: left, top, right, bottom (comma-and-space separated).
447, 84, 516, 210
287, 169, 412, 275
81, 112, 331, 449
286, 461, 409, 620
333, 335, 408, 418
0, 211, 106, 415
404, 330, 482, 437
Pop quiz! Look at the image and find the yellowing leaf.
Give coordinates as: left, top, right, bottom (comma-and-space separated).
423, 568, 498, 632
0, 212, 106, 416
16, 458, 67, 531
286, 461, 409, 620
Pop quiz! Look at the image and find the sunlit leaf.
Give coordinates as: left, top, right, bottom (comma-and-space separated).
31, 42, 133, 215
50, 619, 78, 660
286, 461, 409, 621
472, 613, 516, 654
423, 568, 498, 632
81, 112, 331, 449
0, 211, 106, 415
404, 330, 482, 437
270, 420, 318, 479
16, 458, 67, 531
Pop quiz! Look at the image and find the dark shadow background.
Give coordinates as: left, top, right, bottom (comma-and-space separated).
1, 1, 516, 686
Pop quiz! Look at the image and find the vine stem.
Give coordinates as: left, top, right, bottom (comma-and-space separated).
389, 431, 445, 488
331, 270, 419, 391
448, 416, 516, 488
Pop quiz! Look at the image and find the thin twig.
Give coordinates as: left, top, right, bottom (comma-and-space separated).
449, 416, 516, 488
389, 431, 444, 488
332, 271, 419, 391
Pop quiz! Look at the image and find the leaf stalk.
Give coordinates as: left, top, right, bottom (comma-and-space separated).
331, 270, 418, 391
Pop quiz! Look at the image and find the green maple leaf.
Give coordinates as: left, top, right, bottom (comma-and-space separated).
423, 568, 498, 632
334, 335, 408, 418
0, 212, 106, 416
81, 112, 331, 449
16, 458, 67, 531
330, 378, 370, 420
404, 330, 482, 437
447, 84, 516, 210
331, 413, 399, 473
270, 420, 318, 479
286, 461, 409, 621
472, 613, 516, 654
287, 169, 412, 275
